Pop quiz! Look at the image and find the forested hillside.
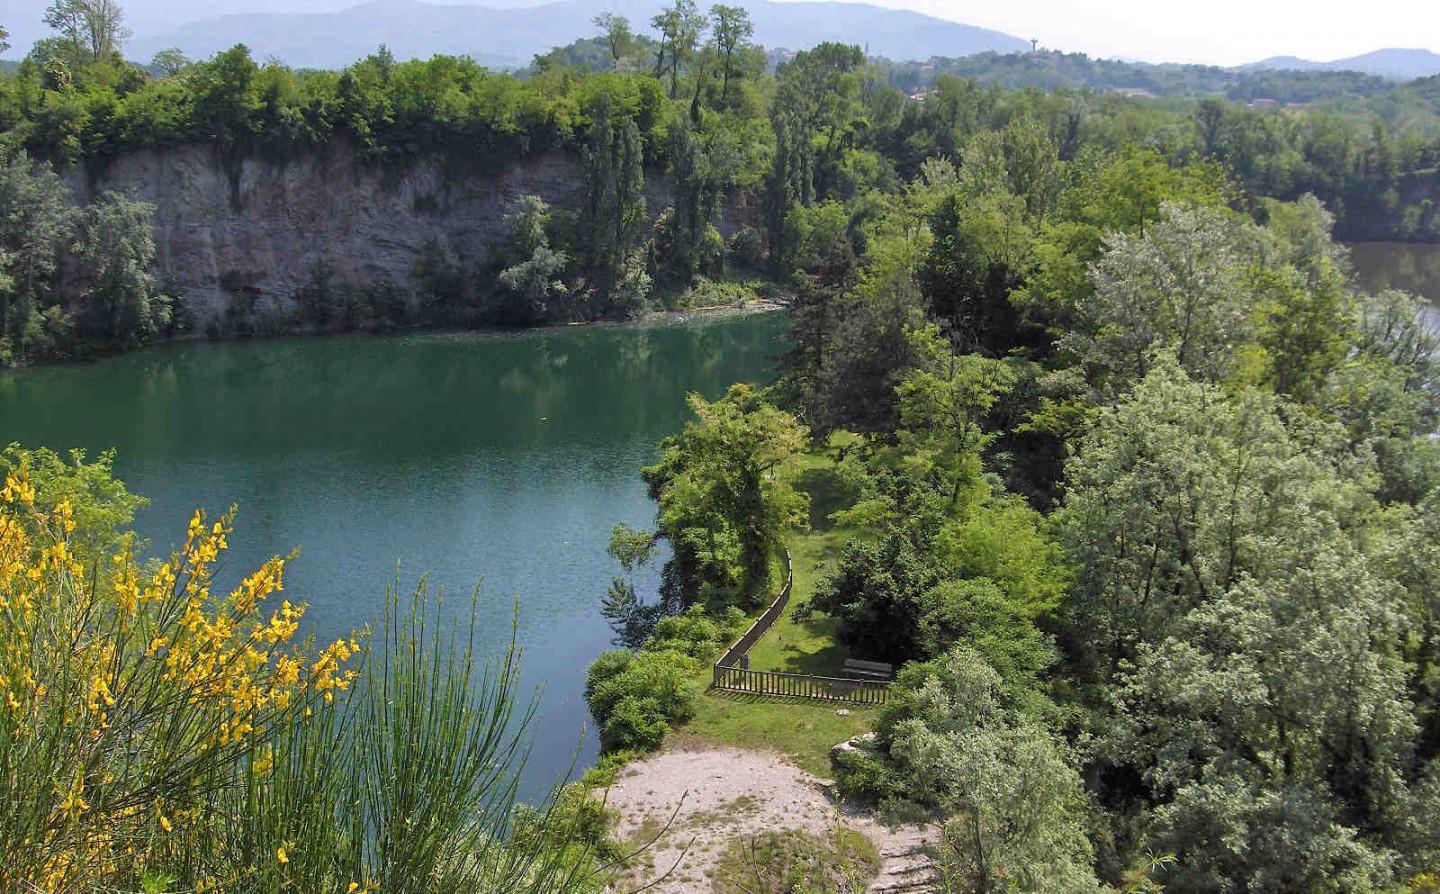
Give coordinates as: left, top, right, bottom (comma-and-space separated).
3, 0, 1440, 366
577, 46, 1440, 894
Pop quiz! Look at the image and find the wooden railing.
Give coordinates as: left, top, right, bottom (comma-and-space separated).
714, 550, 794, 671
711, 664, 891, 704
710, 550, 890, 705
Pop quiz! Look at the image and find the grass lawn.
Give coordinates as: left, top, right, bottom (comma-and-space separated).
673, 452, 881, 777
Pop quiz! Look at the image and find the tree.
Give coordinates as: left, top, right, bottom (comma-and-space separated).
43, 0, 130, 64
0, 148, 76, 361
766, 42, 864, 237
808, 531, 941, 662
150, 46, 190, 76
641, 383, 809, 607
0, 24, 10, 55
75, 192, 171, 349
580, 94, 647, 306
1063, 202, 1262, 391
1114, 557, 1420, 893
649, 0, 705, 99
1057, 358, 1375, 679
880, 649, 1098, 893
894, 326, 1017, 507
1055, 356, 1440, 890
592, 13, 635, 69
656, 118, 718, 285
1249, 195, 1352, 399
708, 4, 754, 104
496, 195, 568, 324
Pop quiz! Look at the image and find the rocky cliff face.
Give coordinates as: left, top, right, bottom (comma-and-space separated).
65, 142, 677, 322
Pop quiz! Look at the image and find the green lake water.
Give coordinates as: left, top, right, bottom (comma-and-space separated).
0, 312, 787, 798
1349, 241, 1440, 325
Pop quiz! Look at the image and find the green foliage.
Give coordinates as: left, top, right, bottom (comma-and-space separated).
805, 531, 940, 663
642, 383, 809, 608
75, 190, 170, 348
0, 146, 74, 362
579, 93, 649, 313
0, 443, 145, 559
496, 194, 570, 324
584, 602, 744, 753
846, 649, 1098, 893
585, 649, 697, 752
1063, 202, 1262, 390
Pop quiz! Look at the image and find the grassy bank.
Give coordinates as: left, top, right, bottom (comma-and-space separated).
673, 453, 879, 777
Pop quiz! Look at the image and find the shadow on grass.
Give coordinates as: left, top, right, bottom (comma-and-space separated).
767, 614, 852, 676
704, 688, 882, 708
796, 464, 854, 532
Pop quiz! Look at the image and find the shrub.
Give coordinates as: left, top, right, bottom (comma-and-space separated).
584, 648, 697, 754
830, 742, 907, 806
600, 695, 670, 752
805, 531, 940, 663
728, 225, 765, 268
585, 603, 746, 754
646, 603, 746, 659
0, 456, 614, 894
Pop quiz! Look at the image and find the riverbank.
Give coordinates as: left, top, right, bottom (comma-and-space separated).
0, 294, 788, 371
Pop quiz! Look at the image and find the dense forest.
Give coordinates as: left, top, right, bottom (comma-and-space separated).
2, 0, 1440, 365
586, 120, 1440, 894
3, 1, 1440, 892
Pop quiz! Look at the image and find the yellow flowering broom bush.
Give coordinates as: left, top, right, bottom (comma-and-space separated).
0, 447, 627, 894
0, 459, 357, 892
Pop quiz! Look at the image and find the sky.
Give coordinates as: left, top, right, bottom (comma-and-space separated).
865, 0, 1440, 66
2, 0, 1437, 66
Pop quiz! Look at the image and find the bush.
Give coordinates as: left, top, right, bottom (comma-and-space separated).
728, 225, 765, 268
600, 695, 670, 752
646, 603, 746, 659
831, 741, 907, 806
805, 531, 940, 663
584, 648, 698, 754
0, 457, 605, 893
585, 603, 746, 754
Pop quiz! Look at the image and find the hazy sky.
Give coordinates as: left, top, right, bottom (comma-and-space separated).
2, 0, 1437, 65
873, 0, 1440, 66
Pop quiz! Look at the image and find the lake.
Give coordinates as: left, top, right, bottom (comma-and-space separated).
0, 311, 787, 799
1349, 241, 1440, 326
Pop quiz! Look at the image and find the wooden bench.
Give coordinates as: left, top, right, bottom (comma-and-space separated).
843, 658, 894, 681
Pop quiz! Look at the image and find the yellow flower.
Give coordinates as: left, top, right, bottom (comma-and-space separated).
277, 844, 289, 864
58, 775, 89, 821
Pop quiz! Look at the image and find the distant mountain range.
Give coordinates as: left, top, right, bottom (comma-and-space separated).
1245, 48, 1440, 80
127, 0, 1031, 69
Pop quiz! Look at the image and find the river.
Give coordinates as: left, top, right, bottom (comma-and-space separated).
0, 312, 787, 799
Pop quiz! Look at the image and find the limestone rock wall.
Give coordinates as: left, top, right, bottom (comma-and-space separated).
64, 142, 678, 321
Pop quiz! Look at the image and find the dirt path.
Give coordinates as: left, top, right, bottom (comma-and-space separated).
600, 745, 938, 894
